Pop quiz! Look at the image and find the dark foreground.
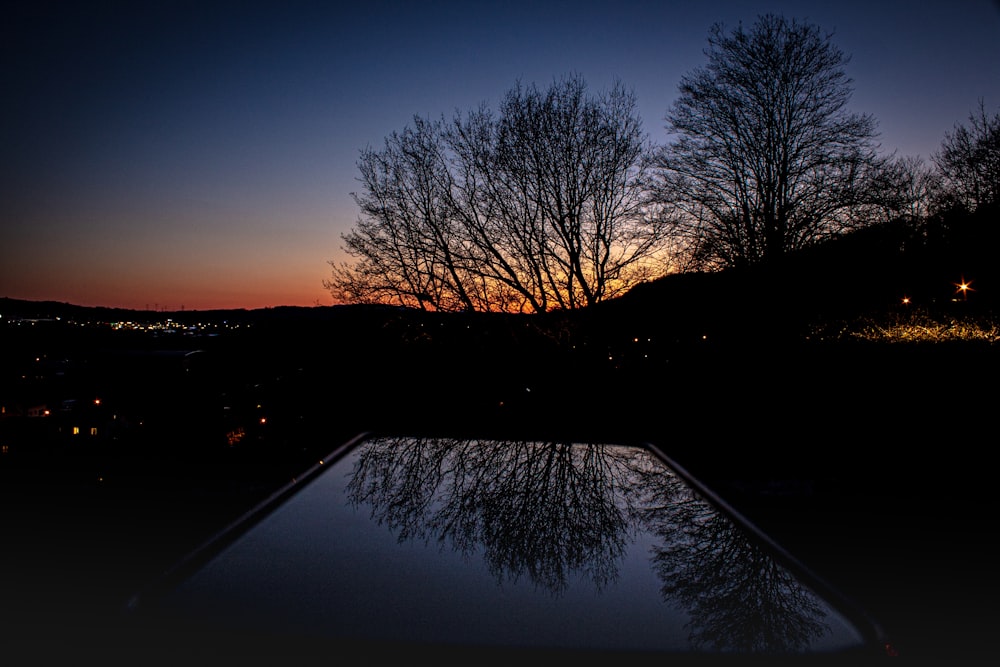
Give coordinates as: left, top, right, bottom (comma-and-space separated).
1, 310, 997, 665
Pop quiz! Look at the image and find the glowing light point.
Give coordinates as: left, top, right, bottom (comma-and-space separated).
954, 277, 974, 300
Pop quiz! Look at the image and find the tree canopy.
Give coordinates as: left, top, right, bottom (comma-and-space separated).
933, 100, 1000, 213
653, 14, 890, 270
326, 75, 673, 312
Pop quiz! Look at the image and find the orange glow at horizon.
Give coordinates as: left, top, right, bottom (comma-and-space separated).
6, 271, 335, 312
4, 217, 348, 311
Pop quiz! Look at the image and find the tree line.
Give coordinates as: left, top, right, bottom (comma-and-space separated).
326, 13, 999, 313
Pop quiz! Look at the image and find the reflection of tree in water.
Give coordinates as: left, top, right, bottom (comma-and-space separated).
630, 463, 830, 653
346, 436, 834, 653
346, 436, 638, 595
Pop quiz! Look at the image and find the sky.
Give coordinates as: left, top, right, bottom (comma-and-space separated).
3, 1, 999, 311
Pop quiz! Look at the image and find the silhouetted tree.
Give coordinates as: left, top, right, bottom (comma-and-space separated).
327, 116, 475, 311
933, 100, 1000, 213
871, 155, 941, 224
654, 14, 889, 270
326, 74, 674, 312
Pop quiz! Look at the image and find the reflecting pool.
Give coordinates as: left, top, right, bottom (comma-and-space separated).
126, 433, 891, 662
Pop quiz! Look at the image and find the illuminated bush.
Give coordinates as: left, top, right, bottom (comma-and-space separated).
812, 306, 999, 343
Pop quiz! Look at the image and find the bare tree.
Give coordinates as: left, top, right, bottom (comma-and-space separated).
873, 155, 941, 223
653, 14, 887, 270
325, 116, 480, 312
326, 75, 673, 312
933, 100, 1000, 213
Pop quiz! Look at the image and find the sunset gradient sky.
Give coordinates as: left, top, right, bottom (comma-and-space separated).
3, 1, 999, 311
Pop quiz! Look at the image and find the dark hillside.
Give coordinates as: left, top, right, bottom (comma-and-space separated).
596, 215, 995, 339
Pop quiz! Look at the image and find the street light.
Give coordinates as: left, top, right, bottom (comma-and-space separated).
955, 277, 974, 301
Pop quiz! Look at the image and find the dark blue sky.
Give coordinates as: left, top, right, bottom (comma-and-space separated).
3, 1, 999, 310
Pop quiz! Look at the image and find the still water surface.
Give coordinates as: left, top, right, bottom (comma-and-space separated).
134, 434, 885, 658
